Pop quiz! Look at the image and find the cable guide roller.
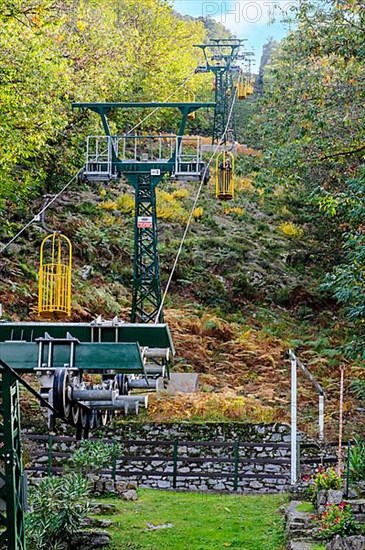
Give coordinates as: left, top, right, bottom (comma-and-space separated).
38, 232, 72, 319
216, 151, 234, 201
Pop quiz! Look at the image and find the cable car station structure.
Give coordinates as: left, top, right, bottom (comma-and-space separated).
0, 39, 254, 549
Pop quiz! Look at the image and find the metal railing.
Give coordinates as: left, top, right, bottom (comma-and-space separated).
288, 349, 326, 484
84, 134, 203, 178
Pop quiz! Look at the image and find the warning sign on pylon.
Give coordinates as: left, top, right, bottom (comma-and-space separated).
137, 216, 153, 229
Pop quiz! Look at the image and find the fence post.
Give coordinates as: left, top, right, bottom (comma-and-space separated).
233, 441, 239, 491
172, 440, 178, 489
318, 394, 325, 442
296, 436, 301, 482
47, 435, 53, 476
290, 352, 297, 484
345, 441, 351, 498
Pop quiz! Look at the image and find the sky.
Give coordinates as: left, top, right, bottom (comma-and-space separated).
173, 0, 298, 68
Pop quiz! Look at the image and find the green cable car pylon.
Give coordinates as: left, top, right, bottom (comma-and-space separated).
73, 101, 214, 323
195, 39, 252, 144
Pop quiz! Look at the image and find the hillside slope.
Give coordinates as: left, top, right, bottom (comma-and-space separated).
1, 149, 362, 440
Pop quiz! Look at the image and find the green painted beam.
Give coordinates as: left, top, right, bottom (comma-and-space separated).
0, 342, 145, 374
0, 322, 175, 354
72, 102, 215, 113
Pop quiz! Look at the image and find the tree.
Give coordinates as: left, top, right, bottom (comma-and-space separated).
247, 0, 365, 356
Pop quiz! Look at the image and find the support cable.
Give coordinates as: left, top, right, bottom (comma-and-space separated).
0, 169, 83, 255
155, 87, 238, 323
0, 72, 197, 256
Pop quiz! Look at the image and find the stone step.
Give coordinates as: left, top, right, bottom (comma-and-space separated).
288, 540, 317, 550
286, 501, 313, 541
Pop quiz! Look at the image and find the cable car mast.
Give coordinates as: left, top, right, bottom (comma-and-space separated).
195, 39, 251, 144
72, 101, 214, 323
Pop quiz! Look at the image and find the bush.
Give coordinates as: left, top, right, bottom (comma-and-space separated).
71, 439, 121, 475
314, 467, 342, 492
349, 439, 365, 482
306, 467, 342, 503
278, 222, 303, 238
312, 502, 360, 541
26, 473, 90, 550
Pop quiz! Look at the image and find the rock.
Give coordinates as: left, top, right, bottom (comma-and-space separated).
157, 480, 170, 489
95, 480, 104, 494
81, 265, 93, 280
249, 480, 263, 489
121, 489, 138, 501
327, 489, 344, 505
105, 480, 115, 493
213, 483, 226, 491
115, 481, 128, 494
81, 517, 113, 528
90, 502, 117, 515
326, 535, 365, 550
147, 522, 173, 531
289, 541, 315, 550
70, 529, 110, 548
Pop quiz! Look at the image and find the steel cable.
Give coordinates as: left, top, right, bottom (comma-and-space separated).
154, 87, 238, 322
0, 72, 197, 255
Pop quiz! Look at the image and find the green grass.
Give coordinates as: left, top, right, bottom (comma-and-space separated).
95, 490, 287, 550
296, 501, 315, 513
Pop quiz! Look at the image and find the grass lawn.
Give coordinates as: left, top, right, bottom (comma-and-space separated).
96, 489, 287, 550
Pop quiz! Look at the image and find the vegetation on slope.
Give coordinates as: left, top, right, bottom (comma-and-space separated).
2, 0, 365, 440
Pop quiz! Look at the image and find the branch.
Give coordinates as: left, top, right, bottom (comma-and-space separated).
318, 144, 365, 161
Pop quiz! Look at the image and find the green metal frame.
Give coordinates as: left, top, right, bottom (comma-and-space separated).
0, 318, 175, 548
0, 321, 175, 351
73, 101, 214, 323
194, 40, 247, 144
0, 366, 26, 549
0, 342, 146, 374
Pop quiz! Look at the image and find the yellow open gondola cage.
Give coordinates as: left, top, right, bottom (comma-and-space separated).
216, 151, 235, 201
38, 232, 72, 318
238, 80, 247, 100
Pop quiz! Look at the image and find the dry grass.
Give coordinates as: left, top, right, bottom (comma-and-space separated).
162, 309, 364, 440
147, 392, 277, 423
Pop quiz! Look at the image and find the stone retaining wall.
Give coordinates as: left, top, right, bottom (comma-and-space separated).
23, 422, 318, 494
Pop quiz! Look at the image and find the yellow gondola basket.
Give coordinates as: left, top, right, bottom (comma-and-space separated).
38, 232, 72, 318
238, 81, 247, 100
216, 151, 235, 201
